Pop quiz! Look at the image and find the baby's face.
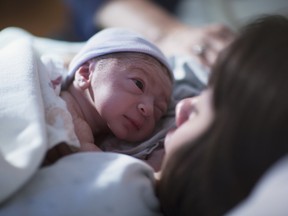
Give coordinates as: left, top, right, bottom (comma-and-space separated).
90, 53, 172, 142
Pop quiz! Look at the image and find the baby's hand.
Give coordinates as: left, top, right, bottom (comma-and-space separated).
158, 23, 235, 68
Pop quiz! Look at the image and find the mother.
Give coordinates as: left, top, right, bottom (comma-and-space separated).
157, 14, 288, 216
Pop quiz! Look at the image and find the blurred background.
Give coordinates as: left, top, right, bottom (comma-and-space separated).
177, 0, 288, 30
0, 0, 288, 40
0, 0, 69, 38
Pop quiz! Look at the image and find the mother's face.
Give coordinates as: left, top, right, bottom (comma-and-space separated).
164, 89, 214, 156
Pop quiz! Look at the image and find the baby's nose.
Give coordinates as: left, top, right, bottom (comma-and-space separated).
138, 102, 153, 117
175, 97, 198, 127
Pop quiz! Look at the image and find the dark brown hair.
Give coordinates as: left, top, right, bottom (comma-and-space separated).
157, 14, 288, 216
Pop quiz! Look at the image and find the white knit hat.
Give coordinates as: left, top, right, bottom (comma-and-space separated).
63, 27, 173, 88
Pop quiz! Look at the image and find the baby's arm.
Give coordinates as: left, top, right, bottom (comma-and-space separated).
69, 112, 102, 152
80, 142, 102, 152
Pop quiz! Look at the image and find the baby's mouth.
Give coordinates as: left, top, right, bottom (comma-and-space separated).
124, 115, 141, 131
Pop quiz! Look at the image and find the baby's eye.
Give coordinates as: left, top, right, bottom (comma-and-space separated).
133, 79, 144, 91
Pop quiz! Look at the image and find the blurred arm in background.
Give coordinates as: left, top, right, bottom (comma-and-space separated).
63, 0, 235, 68
95, 0, 235, 68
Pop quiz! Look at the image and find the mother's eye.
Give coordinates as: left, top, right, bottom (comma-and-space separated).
133, 79, 144, 91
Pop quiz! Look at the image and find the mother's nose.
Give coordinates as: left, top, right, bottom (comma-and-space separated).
175, 97, 198, 127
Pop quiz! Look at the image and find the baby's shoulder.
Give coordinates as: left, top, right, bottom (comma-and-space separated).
60, 91, 94, 144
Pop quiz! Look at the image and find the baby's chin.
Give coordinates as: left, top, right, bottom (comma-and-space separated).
111, 124, 154, 142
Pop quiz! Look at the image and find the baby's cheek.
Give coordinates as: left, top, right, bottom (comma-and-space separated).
144, 121, 156, 136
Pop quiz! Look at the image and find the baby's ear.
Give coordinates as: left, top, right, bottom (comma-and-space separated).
74, 62, 92, 90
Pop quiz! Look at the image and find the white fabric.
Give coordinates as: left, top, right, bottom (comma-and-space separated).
0, 29, 81, 203
225, 155, 288, 216
0, 38, 47, 203
0, 153, 162, 216
64, 27, 173, 88
38, 53, 80, 150
0, 30, 80, 151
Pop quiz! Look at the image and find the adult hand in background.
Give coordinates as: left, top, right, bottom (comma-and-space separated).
157, 23, 235, 68
96, 0, 236, 68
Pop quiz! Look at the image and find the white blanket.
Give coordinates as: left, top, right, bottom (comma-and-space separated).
0, 30, 82, 203
0, 38, 47, 203
0, 152, 162, 216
